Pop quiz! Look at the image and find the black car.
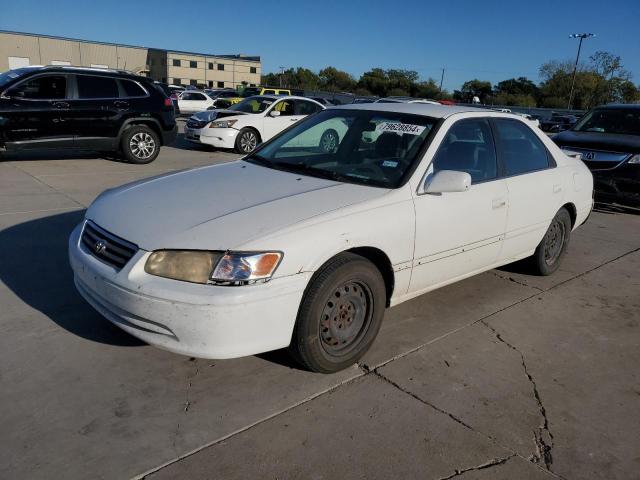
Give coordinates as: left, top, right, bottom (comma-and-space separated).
541, 114, 578, 133
0, 66, 177, 163
553, 104, 640, 207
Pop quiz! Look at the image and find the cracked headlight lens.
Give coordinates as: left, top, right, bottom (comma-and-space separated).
145, 250, 222, 284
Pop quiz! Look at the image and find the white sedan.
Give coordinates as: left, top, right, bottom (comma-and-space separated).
185, 95, 326, 153
69, 103, 593, 373
177, 90, 216, 114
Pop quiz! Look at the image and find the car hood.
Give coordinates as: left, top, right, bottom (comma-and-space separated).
554, 130, 640, 153
86, 161, 388, 251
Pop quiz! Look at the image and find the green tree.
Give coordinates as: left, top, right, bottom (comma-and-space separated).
453, 79, 492, 102
318, 67, 356, 92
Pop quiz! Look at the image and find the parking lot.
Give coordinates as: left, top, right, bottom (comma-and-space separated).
1, 123, 639, 480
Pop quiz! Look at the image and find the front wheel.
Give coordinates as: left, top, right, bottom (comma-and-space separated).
121, 125, 160, 164
289, 253, 386, 373
528, 207, 572, 275
234, 128, 260, 154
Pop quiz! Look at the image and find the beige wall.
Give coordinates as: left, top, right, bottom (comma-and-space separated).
0, 32, 261, 86
167, 52, 260, 88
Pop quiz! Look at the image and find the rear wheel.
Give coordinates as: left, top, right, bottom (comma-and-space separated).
121, 125, 160, 164
528, 207, 572, 275
235, 128, 260, 154
289, 253, 386, 373
319, 129, 339, 153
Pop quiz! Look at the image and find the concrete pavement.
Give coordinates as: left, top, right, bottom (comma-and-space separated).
1, 133, 639, 479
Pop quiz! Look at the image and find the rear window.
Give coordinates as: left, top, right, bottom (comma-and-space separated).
77, 75, 119, 99
121, 80, 147, 97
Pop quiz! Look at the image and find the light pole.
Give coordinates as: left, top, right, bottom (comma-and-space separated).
567, 33, 595, 110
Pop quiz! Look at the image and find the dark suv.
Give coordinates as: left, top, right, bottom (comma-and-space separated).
0, 66, 177, 163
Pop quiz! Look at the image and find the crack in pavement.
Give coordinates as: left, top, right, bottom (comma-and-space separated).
373, 369, 479, 434
436, 454, 516, 480
490, 271, 544, 292
480, 320, 556, 472
172, 358, 200, 451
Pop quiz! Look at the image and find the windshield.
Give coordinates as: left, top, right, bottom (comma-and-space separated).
244, 109, 437, 188
0, 68, 35, 88
573, 108, 640, 135
230, 96, 275, 114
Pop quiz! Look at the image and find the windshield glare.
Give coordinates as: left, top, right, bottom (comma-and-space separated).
230, 96, 274, 113
574, 109, 640, 135
244, 109, 437, 188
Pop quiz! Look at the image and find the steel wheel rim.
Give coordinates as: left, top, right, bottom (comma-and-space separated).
544, 218, 565, 265
320, 131, 337, 152
130, 132, 156, 159
319, 280, 373, 356
240, 132, 257, 152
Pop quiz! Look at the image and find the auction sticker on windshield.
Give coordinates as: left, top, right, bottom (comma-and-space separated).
378, 122, 426, 135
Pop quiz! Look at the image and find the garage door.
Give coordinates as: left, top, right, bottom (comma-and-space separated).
8, 56, 30, 69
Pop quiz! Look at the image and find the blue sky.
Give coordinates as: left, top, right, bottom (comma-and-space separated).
2, 0, 638, 91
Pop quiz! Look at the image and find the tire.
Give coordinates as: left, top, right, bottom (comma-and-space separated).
235, 128, 260, 154
121, 125, 160, 164
319, 129, 339, 153
528, 208, 572, 275
289, 252, 386, 373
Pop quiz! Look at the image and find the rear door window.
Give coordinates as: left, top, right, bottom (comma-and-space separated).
494, 119, 551, 176
10, 75, 67, 99
77, 75, 119, 99
121, 80, 147, 97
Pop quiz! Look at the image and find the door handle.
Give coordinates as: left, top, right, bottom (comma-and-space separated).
52, 101, 69, 109
492, 198, 507, 209
114, 101, 130, 110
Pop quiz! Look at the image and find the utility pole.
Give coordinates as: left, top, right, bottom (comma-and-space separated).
567, 33, 595, 110
439, 67, 445, 92
279, 66, 286, 87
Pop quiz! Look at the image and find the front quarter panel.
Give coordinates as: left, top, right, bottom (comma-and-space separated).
238, 185, 416, 302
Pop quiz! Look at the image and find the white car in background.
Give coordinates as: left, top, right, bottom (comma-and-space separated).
70, 103, 593, 373
177, 90, 216, 114
185, 95, 326, 153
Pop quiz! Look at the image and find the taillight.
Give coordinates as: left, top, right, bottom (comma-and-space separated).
164, 98, 173, 107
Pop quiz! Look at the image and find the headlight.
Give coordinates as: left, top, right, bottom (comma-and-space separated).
144, 250, 282, 285
628, 154, 640, 164
209, 119, 238, 128
145, 251, 222, 284
211, 252, 283, 283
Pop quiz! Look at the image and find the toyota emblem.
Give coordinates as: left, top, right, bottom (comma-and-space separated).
94, 240, 107, 254
583, 152, 596, 160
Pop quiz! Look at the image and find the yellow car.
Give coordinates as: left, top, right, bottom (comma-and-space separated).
215, 86, 292, 108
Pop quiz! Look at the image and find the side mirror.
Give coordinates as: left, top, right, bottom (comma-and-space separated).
269, 110, 280, 117
424, 170, 471, 194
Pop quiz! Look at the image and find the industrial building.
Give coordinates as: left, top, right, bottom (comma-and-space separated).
0, 30, 261, 89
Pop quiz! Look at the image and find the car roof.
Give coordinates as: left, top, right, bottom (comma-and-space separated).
330, 102, 487, 119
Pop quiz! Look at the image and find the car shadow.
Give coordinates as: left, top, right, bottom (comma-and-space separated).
0, 149, 127, 163
0, 209, 144, 347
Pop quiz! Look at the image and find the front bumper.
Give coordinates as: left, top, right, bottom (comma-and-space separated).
591, 165, 640, 208
68, 223, 311, 359
199, 127, 239, 149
